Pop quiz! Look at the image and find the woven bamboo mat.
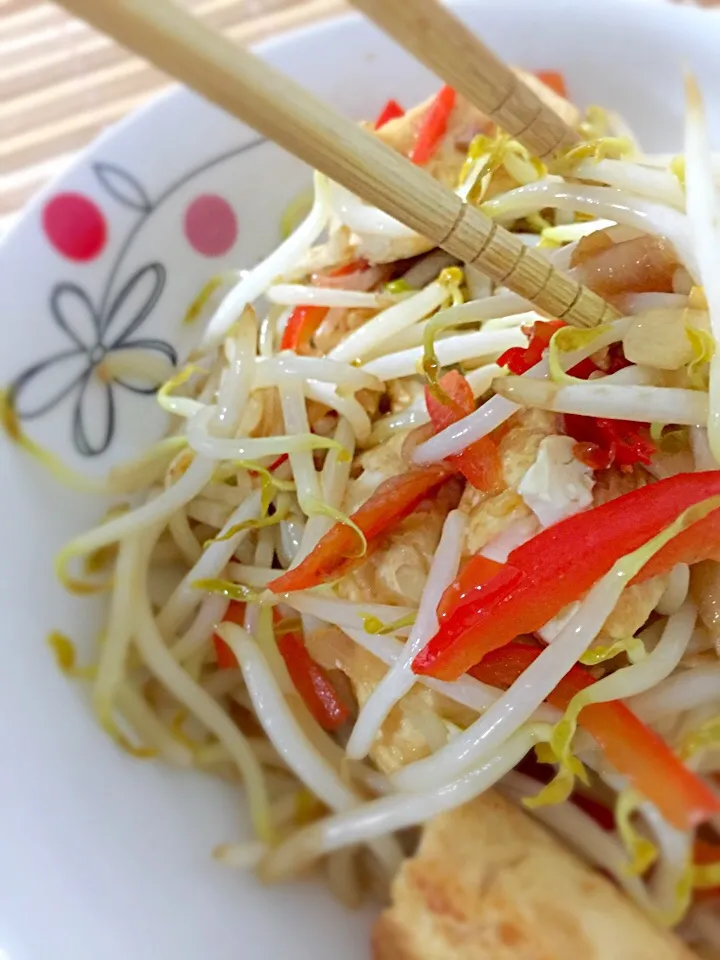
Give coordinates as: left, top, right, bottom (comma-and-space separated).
0, 0, 344, 231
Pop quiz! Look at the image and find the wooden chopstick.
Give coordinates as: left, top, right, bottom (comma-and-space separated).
349, 0, 580, 160
53, 0, 616, 329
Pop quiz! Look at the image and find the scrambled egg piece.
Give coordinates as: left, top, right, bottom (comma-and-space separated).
306, 627, 476, 775
602, 578, 668, 641
339, 432, 461, 606
339, 484, 461, 606
387, 378, 427, 414
314, 307, 377, 356
588, 466, 669, 642
343, 432, 408, 515
374, 792, 696, 960
518, 435, 594, 527
460, 409, 557, 555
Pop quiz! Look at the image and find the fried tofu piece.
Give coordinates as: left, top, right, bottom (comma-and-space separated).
387, 378, 426, 415
313, 307, 377, 356
497, 409, 560, 490
464, 446, 666, 640
602, 577, 668, 640
338, 482, 461, 606
344, 642, 476, 775
361, 94, 482, 262
374, 792, 697, 960
459, 487, 532, 557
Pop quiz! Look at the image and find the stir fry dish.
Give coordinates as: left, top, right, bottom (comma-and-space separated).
9, 67, 720, 959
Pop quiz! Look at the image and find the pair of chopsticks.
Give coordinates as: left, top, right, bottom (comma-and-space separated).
54, 0, 617, 329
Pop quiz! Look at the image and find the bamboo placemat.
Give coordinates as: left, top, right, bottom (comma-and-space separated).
0, 0, 344, 232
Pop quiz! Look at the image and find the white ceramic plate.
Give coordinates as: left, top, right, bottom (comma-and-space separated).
2, 1, 720, 957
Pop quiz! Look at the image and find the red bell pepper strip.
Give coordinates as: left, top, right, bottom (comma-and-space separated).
425, 371, 503, 493
280, 305, 329, 353
692, 840, 720, 899
374, 98, 405, 129
569, 357, 601, 381
436, 553, 506, 620
410, 85, 456, 165
314, 258, 370, 284
535, 71, 568, 99
213, 600, 246, 669
497, 316, 628, 381
425, 370, 473, 430
497, 319, 566, 375
694, 839, 720, 871
269, 463, 456, 593
413, 471, 720, 681
213, 636, 238, 670
565, 414, 656, 469
571, 792, 615, 832
281, 260, 371, 351
554, 339, 655, 470
470, 643, 720, 831
454, 442, 503, 493
277, 630, 350, 731
632, 502, 720, 581
266, 452, 289, 473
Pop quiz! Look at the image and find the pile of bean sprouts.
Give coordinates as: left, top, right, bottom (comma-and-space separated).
13, 77, 720, 949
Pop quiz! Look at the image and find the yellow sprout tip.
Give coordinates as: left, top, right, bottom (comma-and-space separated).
0, 388, 21, 442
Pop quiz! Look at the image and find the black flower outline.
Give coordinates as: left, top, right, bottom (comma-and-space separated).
10, 263, 176, 456
9, 140, 268, 458
93, 162, 153, 213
